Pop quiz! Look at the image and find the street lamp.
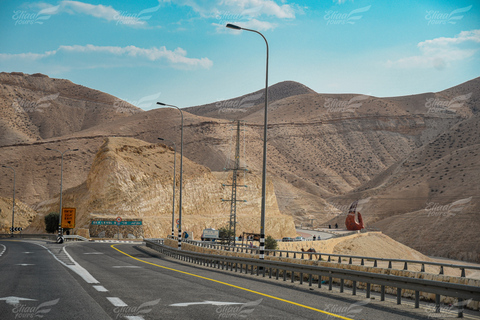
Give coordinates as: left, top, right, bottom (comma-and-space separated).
158, 137, 176, 237
226, 23, 269, 260
2, 165, 15, 237
46, 148, 78, 243
157, 102, 184, 250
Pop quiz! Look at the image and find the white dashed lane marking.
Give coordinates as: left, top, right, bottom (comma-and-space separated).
93, 285, 108, 292
107, 297, 128, 307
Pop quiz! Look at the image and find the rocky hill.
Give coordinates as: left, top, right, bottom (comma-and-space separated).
0, 72, 142, 146
26, 137, 296, 239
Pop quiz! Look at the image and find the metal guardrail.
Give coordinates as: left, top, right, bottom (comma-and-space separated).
146, 239, 479, 317
64, 235, 89, 241
0, 233, 56, 240
175, 238, 480, 278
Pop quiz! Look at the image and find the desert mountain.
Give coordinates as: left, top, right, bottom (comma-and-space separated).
0, 72, 142, 146
0, 72, 478, 262
27, 137, 296, 239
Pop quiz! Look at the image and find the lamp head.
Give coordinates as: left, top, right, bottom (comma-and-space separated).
156, 102, 166, 106
226, 23, 242, 30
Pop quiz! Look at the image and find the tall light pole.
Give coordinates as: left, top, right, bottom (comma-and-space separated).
46, 148, 78, 243
158, 137, 176, 237
226, 23, 269, 260
2, 165, 15, 237
157, 102, 184, 250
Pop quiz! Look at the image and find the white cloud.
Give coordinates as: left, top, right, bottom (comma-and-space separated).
31, 1, 160, 27
386, 30, 480, 70
0, 44, 213, 69
162, 0, 295, 31
163, 0, 295, 19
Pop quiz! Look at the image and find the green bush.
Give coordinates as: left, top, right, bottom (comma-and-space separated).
44, 212, 59, 234
265, 235, 278, 250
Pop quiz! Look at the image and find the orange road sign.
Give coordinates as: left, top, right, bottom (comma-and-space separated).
62, 208, 76, 229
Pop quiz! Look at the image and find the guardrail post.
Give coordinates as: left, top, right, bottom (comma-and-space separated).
352, 281, 357, 295
283, 270, 287, 281
435, 294, 440, 313
366, 283, 371, 298
373, 260, 377, 267
328, 256, 331, 262
349, 257, 352, 264
461, 268, 465, 277
361, 259, 364, 266
328, 276, 333, 290
404, 262, 408, 270
340, 279, 344, 293
309, 274, 313, 287
439, 266, 444, 275
397, 288, 402, 304
318, 254, 322, 261
421, 263, 425, 272
299, 273, 303, 284
381, 285, 385, 301
276, 269, 279, 280
388, 261, 392, 269
415, 291, 419, 308
318, 276, 322, 288
458, 298, 464, 318
291, 271, 295, 283
338, 256, 342, 263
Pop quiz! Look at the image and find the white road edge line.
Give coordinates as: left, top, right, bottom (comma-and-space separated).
107, 297, 128, 307
33, 243, 100, 284
0, 244, 6, 257
93, 285, 108, 292
125, 316, 144, 320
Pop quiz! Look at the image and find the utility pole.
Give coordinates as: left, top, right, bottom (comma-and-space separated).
222, 121, 247, 246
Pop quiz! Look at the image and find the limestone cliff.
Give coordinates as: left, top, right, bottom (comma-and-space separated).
29, 137, 296, 238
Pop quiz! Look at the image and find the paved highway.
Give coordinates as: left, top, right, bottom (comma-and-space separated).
0, 239, 477, 319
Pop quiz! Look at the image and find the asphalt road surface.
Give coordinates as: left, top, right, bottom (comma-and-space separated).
0, 240, 478, 320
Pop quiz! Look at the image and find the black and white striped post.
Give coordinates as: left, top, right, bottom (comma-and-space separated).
226, 23, 269, 260
157, 102, 184, 251
1, 165, 15, 237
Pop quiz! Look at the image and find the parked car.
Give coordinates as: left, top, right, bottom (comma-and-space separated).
295, 236, 305, 241
282, 237, 293, 242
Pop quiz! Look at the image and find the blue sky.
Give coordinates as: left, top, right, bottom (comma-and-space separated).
1, 0, 479, 110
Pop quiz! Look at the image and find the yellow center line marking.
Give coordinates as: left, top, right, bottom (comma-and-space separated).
111, 244, 353, 320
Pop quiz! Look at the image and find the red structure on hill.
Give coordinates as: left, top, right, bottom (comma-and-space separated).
345, 200, 365, 231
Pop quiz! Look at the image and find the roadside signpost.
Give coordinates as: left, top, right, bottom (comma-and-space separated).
116, 217, 122, 240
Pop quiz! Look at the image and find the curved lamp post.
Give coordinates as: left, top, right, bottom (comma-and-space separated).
226, 23, 269, 260
158, 137, 177, 237
157, 102, 184, 250
46, 148, 78, 243
2, 165, 15, 237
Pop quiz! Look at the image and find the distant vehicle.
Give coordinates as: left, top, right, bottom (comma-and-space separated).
295, 236, 305, 241
282, 237, 293, 242
202, 228, 219, 241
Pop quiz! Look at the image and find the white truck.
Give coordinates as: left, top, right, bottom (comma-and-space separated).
202, 228, 219, 241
